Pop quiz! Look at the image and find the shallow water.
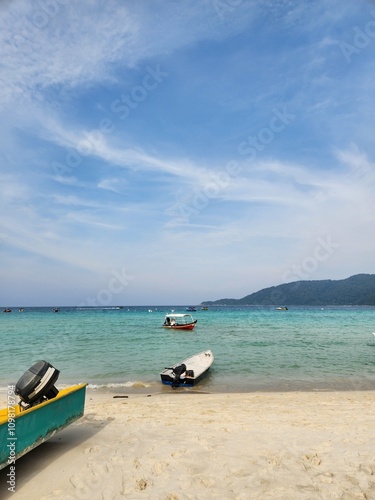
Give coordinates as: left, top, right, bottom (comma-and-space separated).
1, 306, 375, 393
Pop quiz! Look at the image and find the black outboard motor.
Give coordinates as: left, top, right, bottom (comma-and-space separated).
15, 360, 60, 410
172, 363, 187, 388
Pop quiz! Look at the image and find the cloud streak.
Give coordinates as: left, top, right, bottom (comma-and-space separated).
1, 0, 374, 305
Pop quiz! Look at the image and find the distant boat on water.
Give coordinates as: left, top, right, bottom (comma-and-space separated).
163, 313, 197, 330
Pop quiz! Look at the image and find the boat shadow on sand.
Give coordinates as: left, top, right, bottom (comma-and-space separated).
0, 417, 109, 499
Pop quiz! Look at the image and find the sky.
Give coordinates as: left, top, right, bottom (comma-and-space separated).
1, 0, 375, 306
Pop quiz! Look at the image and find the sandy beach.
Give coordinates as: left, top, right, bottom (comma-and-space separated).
1, 389, 375, 499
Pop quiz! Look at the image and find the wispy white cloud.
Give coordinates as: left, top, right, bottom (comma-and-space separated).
0, 0, 257, 108
51, 175, 93, 189
63, 211, 124, 231
1, 0, 374, 305
37, 112, 208, 181
1, 1, 136, 104
97, 177, 128, 194
51, 194, 105, 209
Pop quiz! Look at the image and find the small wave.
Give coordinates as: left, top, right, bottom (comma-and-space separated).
88, 381, 151, 390
0, 381, 151, 393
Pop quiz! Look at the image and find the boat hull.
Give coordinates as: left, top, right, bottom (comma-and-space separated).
160, 368, 210, 387
160, 350, 214, 387
0, 383, 87, 470
162, 320, 197, 331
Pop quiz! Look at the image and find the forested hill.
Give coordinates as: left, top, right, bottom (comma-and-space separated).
202, 274, 375, 306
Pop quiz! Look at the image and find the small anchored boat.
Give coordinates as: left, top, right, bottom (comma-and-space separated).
160, 350, 214, 387
0, 360, 87, 470
163, 313, 197, 330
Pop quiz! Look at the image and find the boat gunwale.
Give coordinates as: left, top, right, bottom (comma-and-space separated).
0, 383, 87, 423
160, 350, 214, 379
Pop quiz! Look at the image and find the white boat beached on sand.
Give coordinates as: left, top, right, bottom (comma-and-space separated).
160, 350, 214, 388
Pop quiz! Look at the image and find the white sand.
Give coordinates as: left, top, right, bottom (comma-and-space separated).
1, 390, 375, 499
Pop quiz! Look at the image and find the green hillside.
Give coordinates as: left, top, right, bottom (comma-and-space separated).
202, 274, 375, 306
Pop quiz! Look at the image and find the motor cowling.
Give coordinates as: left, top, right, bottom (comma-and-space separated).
172, 363, 187, 387
15, 360, 60, 409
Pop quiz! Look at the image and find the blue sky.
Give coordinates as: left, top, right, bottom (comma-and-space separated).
1, 0, 375, 306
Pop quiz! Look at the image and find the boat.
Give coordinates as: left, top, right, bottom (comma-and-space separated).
160, 350, 214, 387
163, 313, 197, 330
276, 306, 288, 310
0, 360, 87, 471
3, 309, 12, 313
201, 307, 208, 310
185, 306, 197, 312
52, 307, 60, 313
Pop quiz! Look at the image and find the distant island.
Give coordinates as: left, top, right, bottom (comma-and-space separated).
202, 274, 375, 306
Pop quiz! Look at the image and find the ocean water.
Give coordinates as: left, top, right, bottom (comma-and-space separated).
1, 306, 375, 394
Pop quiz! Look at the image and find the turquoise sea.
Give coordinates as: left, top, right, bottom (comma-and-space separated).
1, 306, 375, 394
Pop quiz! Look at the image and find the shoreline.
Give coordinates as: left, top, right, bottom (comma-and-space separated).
1, 389, 375, 499
2, 380, 375, 402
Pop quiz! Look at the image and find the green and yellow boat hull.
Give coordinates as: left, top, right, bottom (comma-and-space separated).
0, 383, 87, 470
